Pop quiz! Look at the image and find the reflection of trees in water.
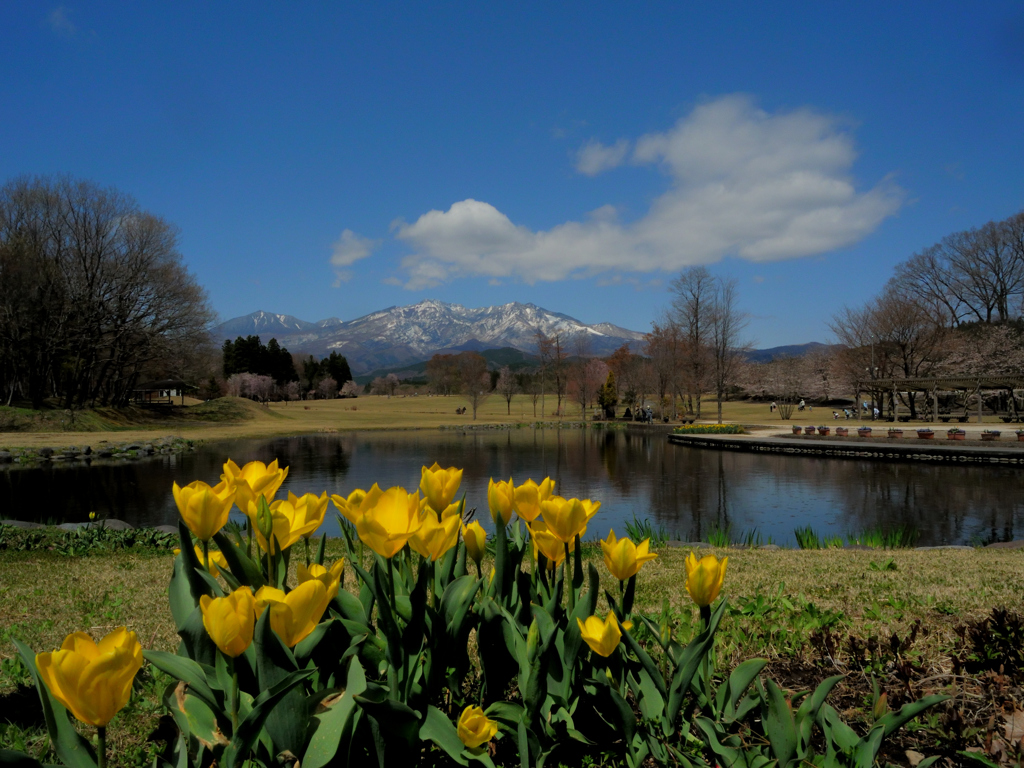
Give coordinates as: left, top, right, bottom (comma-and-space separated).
4, 431, 1022, 544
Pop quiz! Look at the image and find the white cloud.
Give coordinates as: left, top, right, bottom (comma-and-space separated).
575, 138, 630, 176
394, 95, 904, 287
330, 229, 378, 286
48, 6, 76, 36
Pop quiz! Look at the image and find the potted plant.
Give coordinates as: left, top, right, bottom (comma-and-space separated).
804, 425, 816, 435
947, 427, 966, 440
857, 426, 872, 437
836, 426, 849, 436
1017, 429, 1024, 442
887, 428, 903, 438
981, 430, 1001, 442
792, 425, 802, 435
818, 425, 830, 436
916, 428, 935, 439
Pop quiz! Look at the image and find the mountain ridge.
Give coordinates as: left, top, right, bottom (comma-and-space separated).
211, 300, 646, 374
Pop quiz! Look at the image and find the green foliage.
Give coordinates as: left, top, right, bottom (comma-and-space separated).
793, 526, 842, 550
0, 524, 177, 554
622, 515, 669, 548
847, 525, 920, 549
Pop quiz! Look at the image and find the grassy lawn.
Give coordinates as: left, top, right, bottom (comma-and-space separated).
2, 540, 1023, 766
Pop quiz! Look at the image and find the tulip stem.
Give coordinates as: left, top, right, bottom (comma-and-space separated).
304, 537, 311, 567
565, 542, 575, 613
229, 658, 239, 733
700, 604, 712, 689
96, 726, 106, 768
202, 539, 210, 574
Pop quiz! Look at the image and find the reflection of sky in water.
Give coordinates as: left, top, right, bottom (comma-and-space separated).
2, 429, 1023, 546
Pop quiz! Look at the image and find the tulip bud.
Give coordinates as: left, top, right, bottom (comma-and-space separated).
873, 691, 888, 721
526, 618, 540, 662
256, 497, 274, 541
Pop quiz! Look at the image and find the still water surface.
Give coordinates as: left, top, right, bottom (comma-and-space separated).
3, 429, 1022, 546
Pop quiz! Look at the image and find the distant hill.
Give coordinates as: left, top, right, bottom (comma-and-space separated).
744, 342, 832, 363
211, 300, 644, 374
353, 347, 537, 385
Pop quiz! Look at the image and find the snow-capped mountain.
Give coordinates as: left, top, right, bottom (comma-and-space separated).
212, 311, 317, 338
212, 300, 645, 374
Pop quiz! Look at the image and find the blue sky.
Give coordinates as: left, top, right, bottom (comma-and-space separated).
3, 3, 1023, 348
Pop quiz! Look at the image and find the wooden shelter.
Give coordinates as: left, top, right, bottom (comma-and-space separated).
855, 376, 1024, 423
133, 379, 190, 406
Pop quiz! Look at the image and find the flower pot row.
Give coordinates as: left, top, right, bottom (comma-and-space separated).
793, 426, 1024, 441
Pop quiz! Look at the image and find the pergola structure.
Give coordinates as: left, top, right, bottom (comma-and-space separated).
854, 376, 1024, 423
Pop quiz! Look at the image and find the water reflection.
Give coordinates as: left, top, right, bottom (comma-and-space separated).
1, 429, 1021, 545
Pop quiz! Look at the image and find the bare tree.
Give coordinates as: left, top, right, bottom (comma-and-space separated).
457, 352, 491, 419
0, 176, 215, 408
426, 353, 459, 395
340, 380, 360, 397
831, 283, 949, 417
709, 278, 749, 423
670, 266, 716, 418
495, 365, 518, 415
645, 317, 683, 419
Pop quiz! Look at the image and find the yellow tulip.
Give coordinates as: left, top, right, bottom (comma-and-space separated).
539, 496, 596, 544
35, 627, 143, 727
172, 480, 235, 541
410, 512, 461, 561
457, 705, 498, 749
354, 486, 423, 559
512, 477, 555, 523
200, 587, 255, 657
684, 552, 728, 607
529, 520, 572, 568
174, 546, 229, 577
600, 530, 658, 581
246, 491, 328, 554
577, 613, 629, 657
222, 458, 288, 512
487, 478, 516, 525
462, 521, 487, 566
419, 463, 463, 515
296, 559, 345, 591
254, 579, 335, 647
440, 501, 463, 520
330, 484, 384, 525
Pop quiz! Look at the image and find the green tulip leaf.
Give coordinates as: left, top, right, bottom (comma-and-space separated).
334, 588, 371, 625
315, 531, 327, 566
213, 531, 265, 589
12, 638, 97, 768
143, 650, 220, 711
852, 724, 885, 768
442, 575, 482, 634
254, 610, 307, 758
874, 694, 950, 739
0, 751, 47, 768
666, 600, 727, 725
419, 706, 470, 766
722, 658, 769, 717
178, 605, 218, 668
221, 667, 314, 768
762, 678, 797, 767
303, 658, 366, 768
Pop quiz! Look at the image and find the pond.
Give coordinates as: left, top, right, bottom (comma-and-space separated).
2, 428, 1022, 546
